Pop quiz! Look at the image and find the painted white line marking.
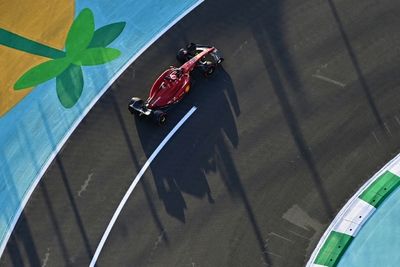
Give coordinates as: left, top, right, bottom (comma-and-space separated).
312, 74, 346, 87
267, 251, 283, 259
0, 0, 204, 258
41, 248, 50, 267
287, 230, 309, 240
269, 232, 294, 243
147, 230, 167, 263
232, 40, 248, 57
384, 122, 392, 136
89, 107, 197, 267
372, 131, 380, 144
78, 172, 94, 197
395, 116, 400, 126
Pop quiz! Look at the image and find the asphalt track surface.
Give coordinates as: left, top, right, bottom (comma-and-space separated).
2, 0, 400, 266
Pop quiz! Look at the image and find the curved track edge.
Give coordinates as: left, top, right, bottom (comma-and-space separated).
0, 0, 204, 258
307, 153, 400, 266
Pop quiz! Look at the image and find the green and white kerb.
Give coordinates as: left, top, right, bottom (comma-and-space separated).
308, 157, 400, 267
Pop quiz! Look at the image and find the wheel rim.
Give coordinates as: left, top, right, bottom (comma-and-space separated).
159, 114, 166, 124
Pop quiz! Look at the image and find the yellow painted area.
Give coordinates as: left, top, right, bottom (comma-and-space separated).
0, 0, 75, 116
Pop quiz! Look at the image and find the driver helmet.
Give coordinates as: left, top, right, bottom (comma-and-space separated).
170, 73, 177, 80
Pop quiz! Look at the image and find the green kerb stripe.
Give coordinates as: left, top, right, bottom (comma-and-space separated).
359, 171, 400, 207
314, 231, 353, 267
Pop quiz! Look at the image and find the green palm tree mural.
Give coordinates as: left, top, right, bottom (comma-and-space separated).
0, 8, 125, 108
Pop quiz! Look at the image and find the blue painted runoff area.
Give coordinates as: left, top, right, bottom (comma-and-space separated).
338, 186, 400, 267
0, 0, 200, 249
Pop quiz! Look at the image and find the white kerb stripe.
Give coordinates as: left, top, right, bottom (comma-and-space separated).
306, 152, 400, 266
333, 198, 376, 237
89, 107, 197, 267
342, 198, 375, 225
388, 162, 400, 177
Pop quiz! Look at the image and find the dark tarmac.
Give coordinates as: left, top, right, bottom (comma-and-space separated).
2, 0, 400, 266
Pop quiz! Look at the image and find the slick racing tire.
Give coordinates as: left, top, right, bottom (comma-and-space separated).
177, 48, 189, 64
202, 62, 216, 77
152, 110, 167, 125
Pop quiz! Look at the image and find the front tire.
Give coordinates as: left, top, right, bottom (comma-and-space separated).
177, 48, 189, 64
152, 110, 167, 125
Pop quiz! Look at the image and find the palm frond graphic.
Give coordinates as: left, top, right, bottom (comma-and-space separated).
0, 8, 125, 108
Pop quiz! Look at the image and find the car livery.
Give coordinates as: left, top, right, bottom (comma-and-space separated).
128, 43, 223, 125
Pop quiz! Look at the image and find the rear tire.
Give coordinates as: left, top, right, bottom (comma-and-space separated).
202, 62, 216, 77
152, 110, 167, 125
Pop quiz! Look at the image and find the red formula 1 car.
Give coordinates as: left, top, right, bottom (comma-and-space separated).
128, 44, 223, 125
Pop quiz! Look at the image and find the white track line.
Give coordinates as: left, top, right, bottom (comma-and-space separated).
89, 106, 197, 267
312, 74, 346, 87
0, 0, 204, 258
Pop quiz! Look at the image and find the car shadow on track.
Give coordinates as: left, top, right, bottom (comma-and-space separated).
109, 92, 170, 244
135, 67, 239, 221
135, 66, 272, 265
